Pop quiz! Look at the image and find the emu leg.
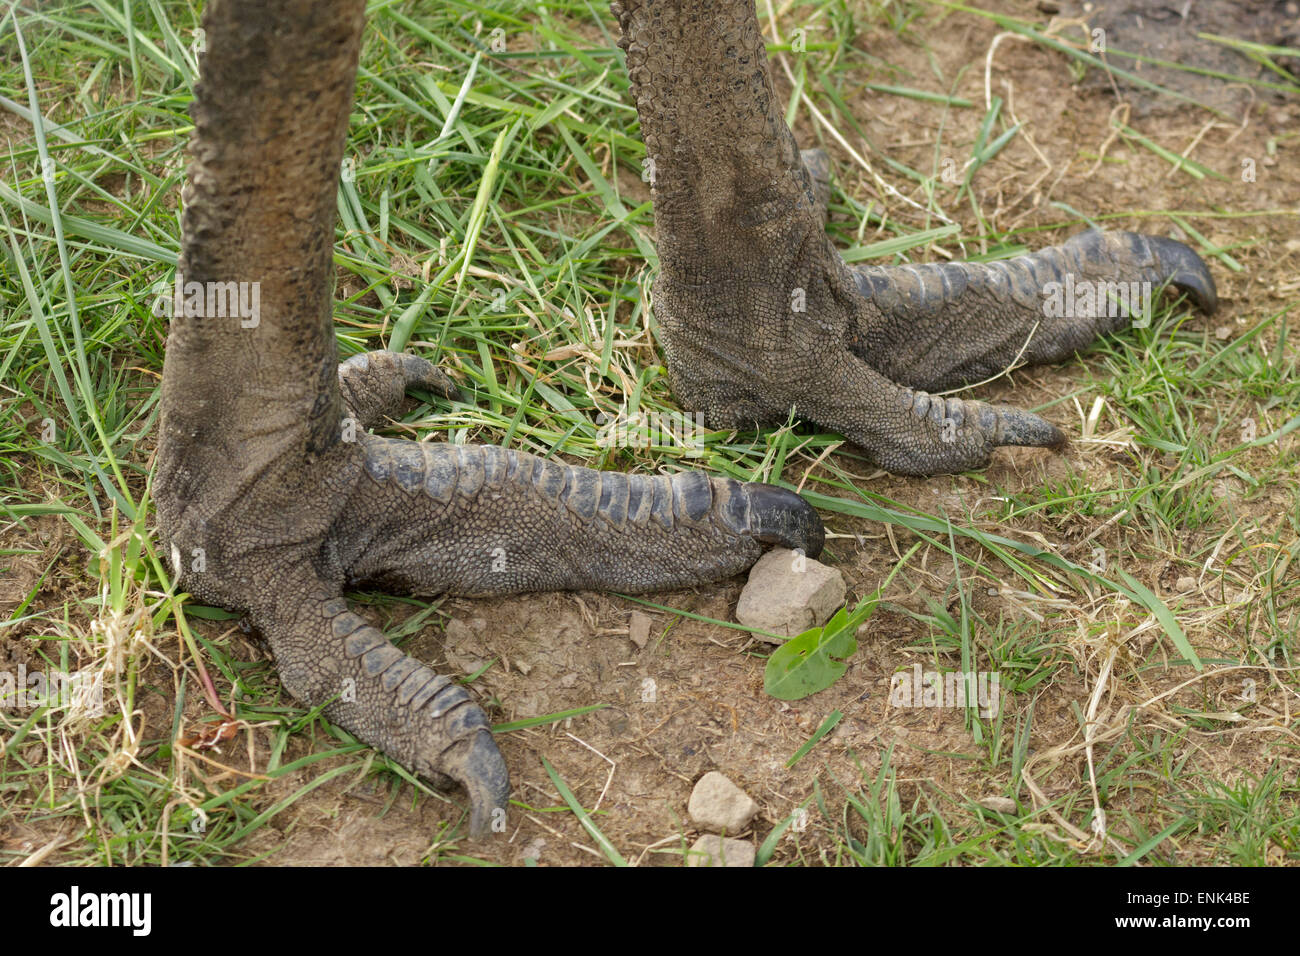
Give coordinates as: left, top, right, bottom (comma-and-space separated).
614, 0, 1216, 475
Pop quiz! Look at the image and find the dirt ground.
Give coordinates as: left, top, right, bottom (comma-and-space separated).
3, 0, 1298, 866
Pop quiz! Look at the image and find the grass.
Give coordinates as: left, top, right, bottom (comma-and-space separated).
1, 0, 1298, 866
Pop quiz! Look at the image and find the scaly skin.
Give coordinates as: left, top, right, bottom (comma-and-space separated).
613, 0, 1217, 476
154, 0, 822, 836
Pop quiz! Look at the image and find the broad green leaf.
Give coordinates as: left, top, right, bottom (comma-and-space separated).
764, 595, 877, 700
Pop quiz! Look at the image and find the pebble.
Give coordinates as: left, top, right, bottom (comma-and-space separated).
686, 834, 755, 868
688, 771, 758, 832
736, 547, 845, 641
628, 610, 652, 650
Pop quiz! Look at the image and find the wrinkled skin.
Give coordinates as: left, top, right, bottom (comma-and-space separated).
155, 0, 1215, 836
613, 0, 1215, 476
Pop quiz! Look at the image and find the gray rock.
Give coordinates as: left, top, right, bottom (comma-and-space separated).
628, 610, 652, 649
686, 834, 755, 868
444, 617, 477, 647
688, 770, 758, 832
735, 547, 845, 641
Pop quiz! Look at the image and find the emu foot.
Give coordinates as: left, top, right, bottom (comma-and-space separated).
168, 349, 823, 837
328, 352, 821, 830
332, 350, 824, 598
615, 0, 1219, 476
656, 222, 1215, 477
257, 585, 509, 836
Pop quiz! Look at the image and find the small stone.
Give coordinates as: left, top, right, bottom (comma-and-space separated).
520, 837, 546, 863
736, 547, 845, 641
628, 610, 652, 650
1175, 575, 1197, 592
685, 834, 755, 868
978, 796, 1016, 813
688, 771, 758, 832
444, 618, 475, 646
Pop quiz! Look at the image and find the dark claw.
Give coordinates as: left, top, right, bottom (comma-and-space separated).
418, 369, 463, 404
338, 350, 463, 430
384, 350, 462, 403
443, 728, 510, 838
1143, 234, 1218, 314
988, 405, 1068, 450
745, 483, 826, 558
